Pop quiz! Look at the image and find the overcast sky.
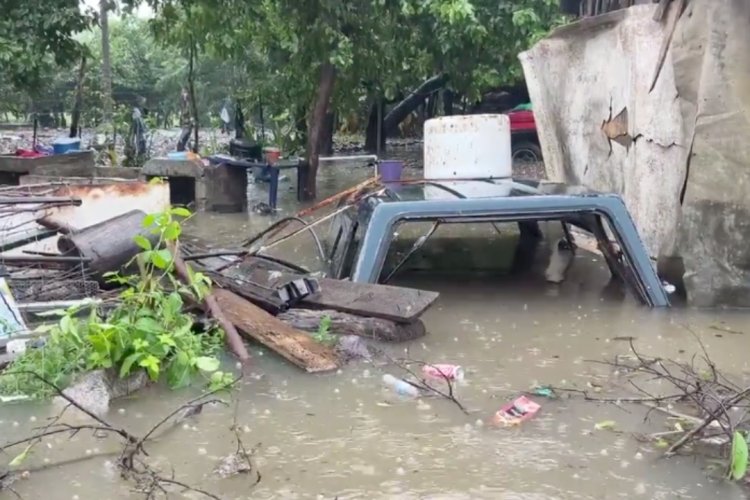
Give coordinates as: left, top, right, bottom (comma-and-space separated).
81, 0, 154, 19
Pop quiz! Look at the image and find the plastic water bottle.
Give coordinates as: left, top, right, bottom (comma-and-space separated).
382, 374, 420, 398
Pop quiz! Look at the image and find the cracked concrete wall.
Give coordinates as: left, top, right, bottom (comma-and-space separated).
520, 0, 750, 306
520, 5, 686, 260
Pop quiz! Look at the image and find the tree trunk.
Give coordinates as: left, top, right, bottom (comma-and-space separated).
442, 89, 454, 116
383, 74, 448, 138
70, 55, 87, 138
364, 98, 385, 154
303, 62, 336, 200
277, 309, 426, 342
320, 111, 335, 156
188, 37, 199, 153
99, 0, 113, 136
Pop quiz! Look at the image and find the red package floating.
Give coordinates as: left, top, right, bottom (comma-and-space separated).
491, 395, 541, 427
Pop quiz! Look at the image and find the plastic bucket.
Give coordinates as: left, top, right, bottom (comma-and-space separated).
52, 137, 81, 155
378, 160, 404, 182
263, 147, 281, 164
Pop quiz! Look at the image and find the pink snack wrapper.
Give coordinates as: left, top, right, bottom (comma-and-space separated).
422, 364, 464, 381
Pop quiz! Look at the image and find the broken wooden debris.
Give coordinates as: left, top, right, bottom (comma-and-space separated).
213, 288, 340, 373
0, 255, 89, 267
226, 262, 440, 323
57, 209, 158, 281
0, 196, 82, 206
207, 272, 288, 314
172, 249, 251, 365
278, 309, 426, 342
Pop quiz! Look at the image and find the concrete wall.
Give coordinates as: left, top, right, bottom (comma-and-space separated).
520, 0, 750, 306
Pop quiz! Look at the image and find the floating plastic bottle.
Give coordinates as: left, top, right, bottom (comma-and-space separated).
382, 374, 420, 398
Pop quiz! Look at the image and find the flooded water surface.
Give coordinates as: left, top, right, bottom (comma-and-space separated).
3, 152, 750, 499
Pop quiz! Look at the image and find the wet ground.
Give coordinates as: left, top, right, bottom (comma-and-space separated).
2, 150, 750, 499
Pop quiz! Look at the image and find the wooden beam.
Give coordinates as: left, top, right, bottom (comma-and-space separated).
225, 263, 440, 323
277, 309, 426, 342
213, 289, 340, 373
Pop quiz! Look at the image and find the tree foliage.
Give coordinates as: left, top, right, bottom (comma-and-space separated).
0, 0, 94, 89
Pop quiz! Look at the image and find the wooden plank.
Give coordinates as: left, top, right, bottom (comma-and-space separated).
278, 309, 426, 342
303, 279, 439, 322
225, 261, 440, 323
213, 288, 340, 373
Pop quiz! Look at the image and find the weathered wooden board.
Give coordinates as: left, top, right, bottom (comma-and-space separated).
226, 260, 439, 323
277, 308, 426, 342
181, 236, 439, 323
213, 288, 339, 373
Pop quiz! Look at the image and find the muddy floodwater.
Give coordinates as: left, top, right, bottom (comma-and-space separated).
3, 152, 750, 499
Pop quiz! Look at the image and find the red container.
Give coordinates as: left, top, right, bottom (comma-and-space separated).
491, 395, 541, 427
263, 147, 281, 164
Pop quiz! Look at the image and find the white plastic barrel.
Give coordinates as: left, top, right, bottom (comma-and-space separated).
423, 114, 512, 180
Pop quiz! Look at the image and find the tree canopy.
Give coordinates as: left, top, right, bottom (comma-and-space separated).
0, 0, 94, 89
1, 0, 565, 196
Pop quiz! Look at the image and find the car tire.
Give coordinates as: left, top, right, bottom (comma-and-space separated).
512, 141, 543, 163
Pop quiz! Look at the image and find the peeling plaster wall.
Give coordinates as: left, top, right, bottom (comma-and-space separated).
521, 0, 750, 306
520, 5, 687, 260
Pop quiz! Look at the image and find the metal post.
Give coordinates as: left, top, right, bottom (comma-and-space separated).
376, 96, 382, 159
268, 167, 280, 209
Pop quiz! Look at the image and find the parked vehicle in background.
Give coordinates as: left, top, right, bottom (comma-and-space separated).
507, 103, 543, 164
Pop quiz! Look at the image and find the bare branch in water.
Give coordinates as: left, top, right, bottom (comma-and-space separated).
0, 371, 245, 499
557, 331, 750, 460
383, 352, 469, 414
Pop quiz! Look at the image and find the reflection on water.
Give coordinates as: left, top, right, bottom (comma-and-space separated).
3, 151, 749, 499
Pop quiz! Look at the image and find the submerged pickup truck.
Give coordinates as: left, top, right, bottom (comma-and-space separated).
248, 178, 670, 308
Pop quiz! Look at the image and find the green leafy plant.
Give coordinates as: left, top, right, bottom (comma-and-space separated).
729, 431, 749, 481
0, 207, 233, 398
311, 315, 336, 346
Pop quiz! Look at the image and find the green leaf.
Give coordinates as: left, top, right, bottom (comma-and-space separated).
142, 213, 156, 229
594, 420, 617, 431
133, 234, 152, 251
135, 316, 162, 333
166, 352, 192, 388
655, 438, 669, 449
162, 221, 181, 241
170, 206, 191, 217
139, 355, 161, 381
119, 352, 142, 378
730, 431, 749, 480
9, 443, 33, 467
150, 249, 173, 270
194, 356, 220, 372
157, 334, 177, 348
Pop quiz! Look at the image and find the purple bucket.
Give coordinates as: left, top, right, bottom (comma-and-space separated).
378, 160, 404, 183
